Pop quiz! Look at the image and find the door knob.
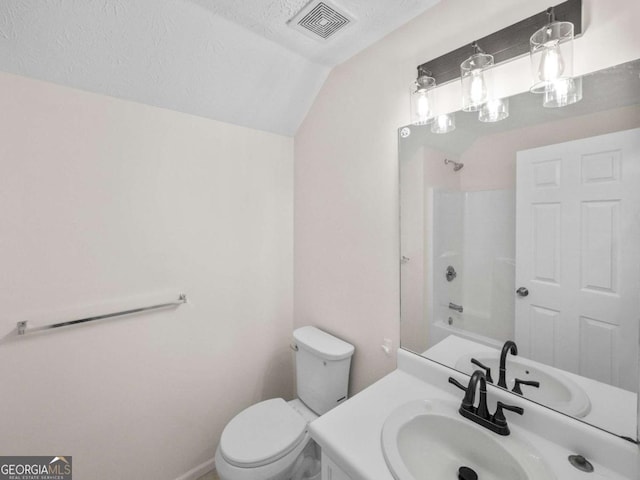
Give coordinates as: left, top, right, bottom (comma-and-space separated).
446, 265, 457, 282
516, 287, 529, 297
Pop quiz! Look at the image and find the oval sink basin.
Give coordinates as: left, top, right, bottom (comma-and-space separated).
454, 353, 591, 418
382, 399, 555, 480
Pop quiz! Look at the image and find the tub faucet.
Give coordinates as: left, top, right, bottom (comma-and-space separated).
448, 302, 463, 313
498, 340, 518, 388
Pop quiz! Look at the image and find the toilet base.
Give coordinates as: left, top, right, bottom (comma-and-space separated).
215, 436, 320, 480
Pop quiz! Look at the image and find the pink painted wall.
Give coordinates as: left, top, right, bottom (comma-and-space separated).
0, 72, 294, 479
400, 145, 463, 354
460, 106, 640, 191
294, 0, 640, 394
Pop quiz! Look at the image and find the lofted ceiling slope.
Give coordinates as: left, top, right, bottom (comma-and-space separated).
0, 0, 440, 136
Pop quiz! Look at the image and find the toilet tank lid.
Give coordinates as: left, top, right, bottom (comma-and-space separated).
293, 326, 354, 361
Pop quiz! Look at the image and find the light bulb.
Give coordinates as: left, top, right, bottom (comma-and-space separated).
479, 98, 509, 123
543, 77, 582, 108
539, 41, 565, 82
410, 74, 435, 125
530, 21, 574, 94
552, 78, 569, 98
461, 49, 493, 112
469, 70, 487, 106
417, 92, 430, 121
431, 114, 455, 134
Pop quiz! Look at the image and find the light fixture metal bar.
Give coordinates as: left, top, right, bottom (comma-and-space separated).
418, 0, 582, 85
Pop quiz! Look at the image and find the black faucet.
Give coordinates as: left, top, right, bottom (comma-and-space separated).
513, 378, 540, 395
449, 370, 490, 419
449, 371, 523, 436
498, 340, 518, 388
470, 358, 493, 383
491, 401, 524, 435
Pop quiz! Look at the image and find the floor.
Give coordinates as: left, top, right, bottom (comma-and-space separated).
196, 471, 219, 480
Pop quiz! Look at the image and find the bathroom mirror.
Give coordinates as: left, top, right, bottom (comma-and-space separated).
399, 58, 640, 441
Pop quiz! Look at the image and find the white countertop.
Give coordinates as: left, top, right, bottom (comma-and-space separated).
309, 349, 639, 480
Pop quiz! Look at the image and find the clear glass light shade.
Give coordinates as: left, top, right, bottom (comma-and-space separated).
410, 75, 436, 125
530, 21, 574, 94
543, 76, 582, 108
461, 52, 494, 112
478, 98, 509, 122
431, 113, 456, 134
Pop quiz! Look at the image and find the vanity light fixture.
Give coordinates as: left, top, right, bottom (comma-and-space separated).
410, 0, 582, 129
461, 42, 494, 112
431, 113, 456, 134
410, 67, 436, 125
479, 97, 509, 122
530, 7, 575, 94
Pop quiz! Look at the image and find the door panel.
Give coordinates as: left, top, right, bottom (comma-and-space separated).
516, 128, 640, 390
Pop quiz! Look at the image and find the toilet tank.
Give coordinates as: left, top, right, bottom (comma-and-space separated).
293, 326, 355, 416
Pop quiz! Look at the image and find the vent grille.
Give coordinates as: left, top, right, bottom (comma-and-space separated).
289, 1, 353, 41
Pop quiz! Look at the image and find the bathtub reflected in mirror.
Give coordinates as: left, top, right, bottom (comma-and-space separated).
399, 58, 640, 440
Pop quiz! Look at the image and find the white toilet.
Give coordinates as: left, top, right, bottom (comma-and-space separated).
215, 326, 355, 480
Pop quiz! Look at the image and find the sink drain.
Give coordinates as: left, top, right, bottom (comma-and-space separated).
458, 466, 478, 480
568, 454, 594, 472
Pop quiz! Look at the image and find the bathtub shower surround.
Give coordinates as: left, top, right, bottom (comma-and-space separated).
429, 188, 516, 348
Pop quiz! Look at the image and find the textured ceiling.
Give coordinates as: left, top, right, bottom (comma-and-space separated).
0, 0, 440, 136
198, 0, 441, 66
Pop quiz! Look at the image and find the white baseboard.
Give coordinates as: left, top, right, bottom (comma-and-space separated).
175, 457, 216, 480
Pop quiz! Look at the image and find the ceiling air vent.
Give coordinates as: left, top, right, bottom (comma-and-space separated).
288, 0, 354, 41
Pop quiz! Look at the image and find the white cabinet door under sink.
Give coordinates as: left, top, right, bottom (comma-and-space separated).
321, 452, 353, 480
515, 128, 640, 390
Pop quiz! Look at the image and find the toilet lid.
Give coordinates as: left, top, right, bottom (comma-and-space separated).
220, 398, 307, 468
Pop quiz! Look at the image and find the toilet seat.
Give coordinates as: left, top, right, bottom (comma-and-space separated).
220, 398, 307, 468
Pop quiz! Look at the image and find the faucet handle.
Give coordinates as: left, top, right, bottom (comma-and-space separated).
470, 358, 493, 383
448, 377, 475, 411
512, 378, 540, 395
492, 401, 524, 427
448, 377, 467, 392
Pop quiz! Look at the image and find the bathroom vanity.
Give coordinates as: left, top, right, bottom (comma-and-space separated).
310, 349, 639, 480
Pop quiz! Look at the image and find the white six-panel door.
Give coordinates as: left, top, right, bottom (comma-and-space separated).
515, 128, 640, 391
